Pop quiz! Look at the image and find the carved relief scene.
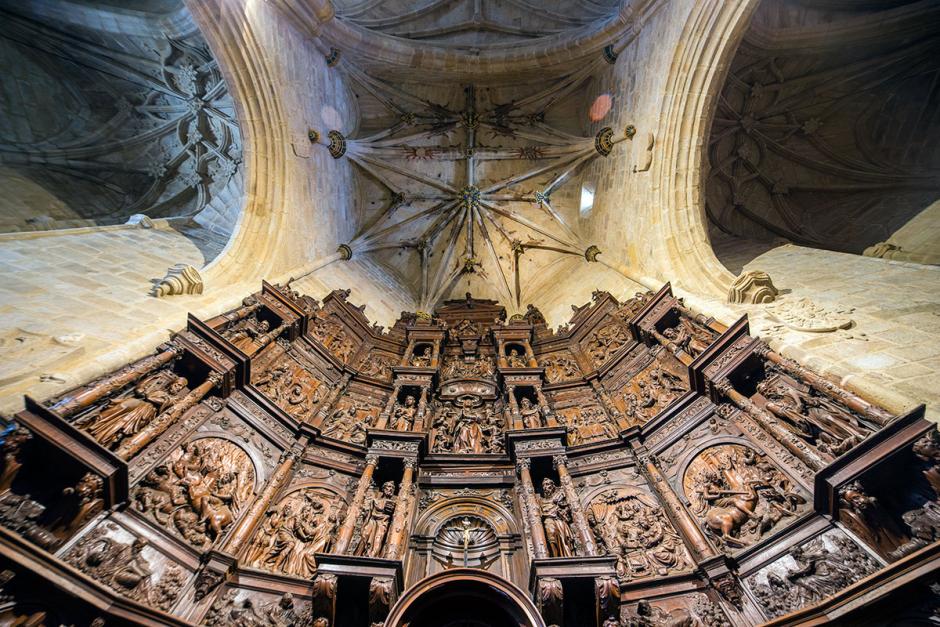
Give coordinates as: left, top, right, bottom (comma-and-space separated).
132, 437, 255, 548
0, 281, 933, 626
682, 444, 808, 550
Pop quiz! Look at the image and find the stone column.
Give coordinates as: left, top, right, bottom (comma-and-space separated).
553, 455, 598, 556
517, 458, 548, 559
756, 344, 893, 426
534, 384, 557, 427
224, 448, 300, 558
716, 379, 829, 471
335, 454, 379, 554
51, 344, 183, 417
636, 451, 715, 561
115, 371, 222, 460
312, 373, 352, 428
385, 458, 416, 560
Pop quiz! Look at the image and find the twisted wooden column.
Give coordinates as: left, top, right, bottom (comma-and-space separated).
715, 378, 829, 471
219, 300, 261, 325
224, 448, 300, 557
636, 451, 715, 561
517, 458, 548, 559
385, 458, 416, 560
755, 344, 893, 426
377, 384, 402, 429
115, 371, 222, 460
534, 385, 557, 427
553, 455, 598, 556
507, 385, 522, 430
415, 386, 430, 431
335, 454, 378, 554
51, 344, 183, 417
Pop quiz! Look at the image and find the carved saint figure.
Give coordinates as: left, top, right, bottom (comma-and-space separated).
75, 372, 187, 449
662, 318, 713, 358
391, 395, 418, 431
354, 481, 397, 558
324, 403, 369, 444
506, 348, 527, 368
519, 397, 543, 429
453, 403, 486, 454
539, 478, 575, 557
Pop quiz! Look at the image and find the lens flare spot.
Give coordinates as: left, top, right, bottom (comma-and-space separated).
589, 94, 612, 122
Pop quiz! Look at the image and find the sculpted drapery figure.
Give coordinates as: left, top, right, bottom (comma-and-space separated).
506, 348, 527, 368
540, 478, 575, 557
245, 490, 343, 578
354, 481, 397, 558
324, 404, 369, 444
453, 405, 486, 454
662, 318, 713, 358
757, 376, 870, 457
75, 371, 187, 449
391, 395, 418, 431
519, 397, 543, 429
225, 317, 270, 353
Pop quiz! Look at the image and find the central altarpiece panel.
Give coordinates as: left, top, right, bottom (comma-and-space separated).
0, 282, 937, 626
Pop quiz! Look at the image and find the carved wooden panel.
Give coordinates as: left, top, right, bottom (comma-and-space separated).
549, 387, 617, 445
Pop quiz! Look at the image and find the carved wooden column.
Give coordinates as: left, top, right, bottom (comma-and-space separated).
755, 344, 893, 426
497, 339, 508, 368
224, 447, 301, 558
50, 343, 183, 417
312, 373, 352, 428
590, 380, 624, 428
335, 454, 378, 554
312, 572, 338, 626
385, 458, 416, 560
517, 458, 549, 559
636, 451, 716, 561
415, 386, 430, 431
534, 384, 557, 427
115, 371, 222, 459
252, 321, 287, 354
507, 385, 522, 430
369, 576, 396, 626
401, 340, 416, 366
523, 341, 538, 367
219, 299, 261, 325
553, 455, 598, 556
650, 327, 691, 364
715, 378, 829, 471
595, 575, 619, 626
536, 577, 563, 626
377, 383, 403, 429
676, 302, 726, 333
430, 339, 441, 368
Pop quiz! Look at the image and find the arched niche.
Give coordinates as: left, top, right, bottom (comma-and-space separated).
386, 568, 546, 627
409, 496, 524, 587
